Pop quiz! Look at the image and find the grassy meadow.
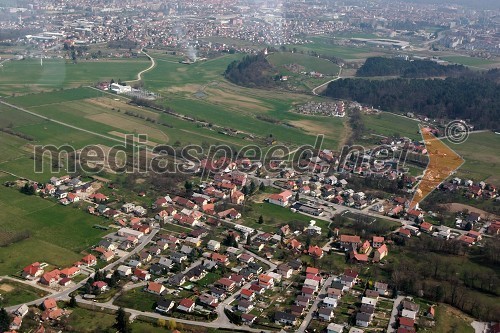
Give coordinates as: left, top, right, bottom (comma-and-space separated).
447, 131, 500, 183
0, 183, 109, 275
267, 52, 340, 75
0, 57, 150, 96
362, 112, 421, 141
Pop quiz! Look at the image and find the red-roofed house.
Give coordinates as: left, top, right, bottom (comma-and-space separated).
306, 267, 319, 275
92, 281, 109, 292
82, 254, 97, 266
146, 282, 165, 295
268, 190, 293, 207
420, 221, 433, 233
289, 239, 302, 251
178, 298, 195, 312
258, 274, 274, 289
60, 267, 80, 278
399, 317, 415, 330
211, 253, 229, 265
42, 298, 57, 311
340, 235, 361, 249
240, 288, 255, 301
22, 262, 44, 279
373, 244, 388, 262
308, 245, 324, 259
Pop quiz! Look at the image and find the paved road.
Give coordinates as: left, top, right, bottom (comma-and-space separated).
267, 178, 469, 236
297, 276, 334, 333
75, 295, 267, 332
387, 295, 405, 333
312, 67, 343, 96
128, 50, 156, 84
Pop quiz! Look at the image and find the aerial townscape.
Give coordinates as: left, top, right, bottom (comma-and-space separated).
0, 1, 499, 333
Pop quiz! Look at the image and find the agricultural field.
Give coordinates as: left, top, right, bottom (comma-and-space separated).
0, 280, 49, 307
0, 57, 150, 96
142, 53, 348, 149
441, 55, 500, 69
430, 304, 474, 333
0, 184, 109, 275
286, 36, 387, 61
447, 131, 500, 184
267, 52, 340, 75
361, 112, 421, 141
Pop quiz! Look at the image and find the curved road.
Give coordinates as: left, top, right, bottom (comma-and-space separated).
128, 50, 156, 84
312, 66, 343, 96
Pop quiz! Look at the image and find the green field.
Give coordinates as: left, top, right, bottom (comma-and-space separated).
441, 56, 499, 68
0, 57, 150, 96
362, 112, 421, 141
448, 131, 500, 183
242, 200, 329, 234
287, 36, 386, 60
0, 184, 108, 275
0, 280, 49, 307
267, 52, 340, 75
114, 287, 161, 312
431, 304, 474, 333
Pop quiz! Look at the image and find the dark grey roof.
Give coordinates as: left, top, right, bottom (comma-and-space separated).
275, 311, 296, 322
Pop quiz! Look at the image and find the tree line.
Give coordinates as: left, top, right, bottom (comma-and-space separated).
356, 57, 469, 78
324, 71, 500, 129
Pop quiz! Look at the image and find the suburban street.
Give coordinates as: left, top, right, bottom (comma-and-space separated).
297, 276, 335, 333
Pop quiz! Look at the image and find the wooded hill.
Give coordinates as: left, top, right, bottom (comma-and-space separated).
324, 69, 500, 129
224, 54, 277, 88
356, 57, 469, 78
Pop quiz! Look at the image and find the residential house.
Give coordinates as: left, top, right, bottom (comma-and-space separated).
339, 235, 362, 249
116, 265, 132, 277
92, 281, 108, 293
158, 257, 174, 270
42, 298, 58, 311
327, 323, 345, 333
170, 252, 188, 264
372, 236, 384, 249
217, 278, 236, 292
268, 190, 293, 207
373, 244, 388, 262
146, 282, 165, 295
323, 297, 338, 308
419, 222, 433, 233
275, 311, 297, 326
318, 307, 334, 321
295, 295, 310, 307
237, 300, 254, 313
241, 313, 257, 325
374, 282, 388, 296
290, 305, 305, 317
308, 245, 324, 259
82, 254, 97, 266
22, 262, 44, 279
156, 299, 174, 314
258, 274, 274, 289
277, 263, 293, 279
211, 253, 229, 266
356, 312, 372, 327
210, 287, 227, 301
177, 298, 195, 313
399, 317, 415, 330
207, 240, 221, 252
197, 293, 218, 309
169, 273, 186, 286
